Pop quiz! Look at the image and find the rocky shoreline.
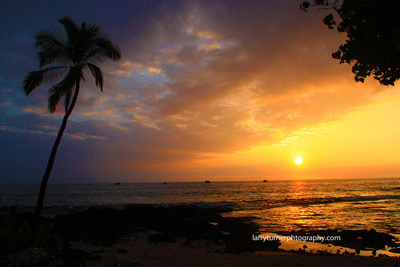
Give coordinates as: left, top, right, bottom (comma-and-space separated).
1, 204, 400, 266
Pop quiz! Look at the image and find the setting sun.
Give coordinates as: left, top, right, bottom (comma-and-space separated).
295, 157, 303, 165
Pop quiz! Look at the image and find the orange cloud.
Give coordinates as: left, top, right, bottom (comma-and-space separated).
14, 0, 397, 182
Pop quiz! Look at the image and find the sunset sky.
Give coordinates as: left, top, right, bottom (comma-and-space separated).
1, 0, 400, 183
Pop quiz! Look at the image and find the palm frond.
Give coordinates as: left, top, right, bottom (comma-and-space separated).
87, 24, 101, 34
81, 23, 101, 42
58, 16, 80, 40
58, 16, 81, 62
47, 68, 79, 113
35, 30, 65, 49
47, 83, 65, 113
37, 49, 72, 68
42, 66, 69, 82
23, 66, 69, 95
23, 71, 44, 95
35, 31, 72, 67
86, 63, 103, 91
84, 35, 121, 64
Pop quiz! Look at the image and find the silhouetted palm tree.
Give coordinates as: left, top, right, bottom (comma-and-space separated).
23, 16, 121, 242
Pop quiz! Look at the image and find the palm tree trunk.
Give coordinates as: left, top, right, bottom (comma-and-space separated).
31, 81, 81, 245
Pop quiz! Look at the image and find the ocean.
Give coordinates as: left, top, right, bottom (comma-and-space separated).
1, 178, 400, 236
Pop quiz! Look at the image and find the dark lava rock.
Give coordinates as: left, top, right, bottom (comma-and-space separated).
117, 248, 129, 254
148, 233, 176, 243
60, 248, 100, 262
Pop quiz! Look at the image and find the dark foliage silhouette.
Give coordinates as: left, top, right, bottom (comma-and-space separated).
301, 0, 400, 86
23, 16, 121, 243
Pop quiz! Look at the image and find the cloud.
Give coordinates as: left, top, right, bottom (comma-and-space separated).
0, 0, 386, 182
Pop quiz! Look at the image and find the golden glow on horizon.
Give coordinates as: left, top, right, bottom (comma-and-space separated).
105, 27, 400, 183
295, 157, 303, 165
181, 86, 400, 181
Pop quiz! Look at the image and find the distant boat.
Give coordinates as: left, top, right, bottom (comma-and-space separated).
205, 180, 211, 183
114, 182, 121, 185
263, 180, 268, 183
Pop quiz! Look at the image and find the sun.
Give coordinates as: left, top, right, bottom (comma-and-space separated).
294, 156, 303, 165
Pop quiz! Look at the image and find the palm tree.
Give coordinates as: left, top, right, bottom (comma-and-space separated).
23, 16, 121, 241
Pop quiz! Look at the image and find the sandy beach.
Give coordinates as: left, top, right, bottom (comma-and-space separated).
85, 231, 400, 267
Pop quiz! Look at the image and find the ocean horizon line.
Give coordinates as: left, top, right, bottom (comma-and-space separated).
1, 176, 399, 185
